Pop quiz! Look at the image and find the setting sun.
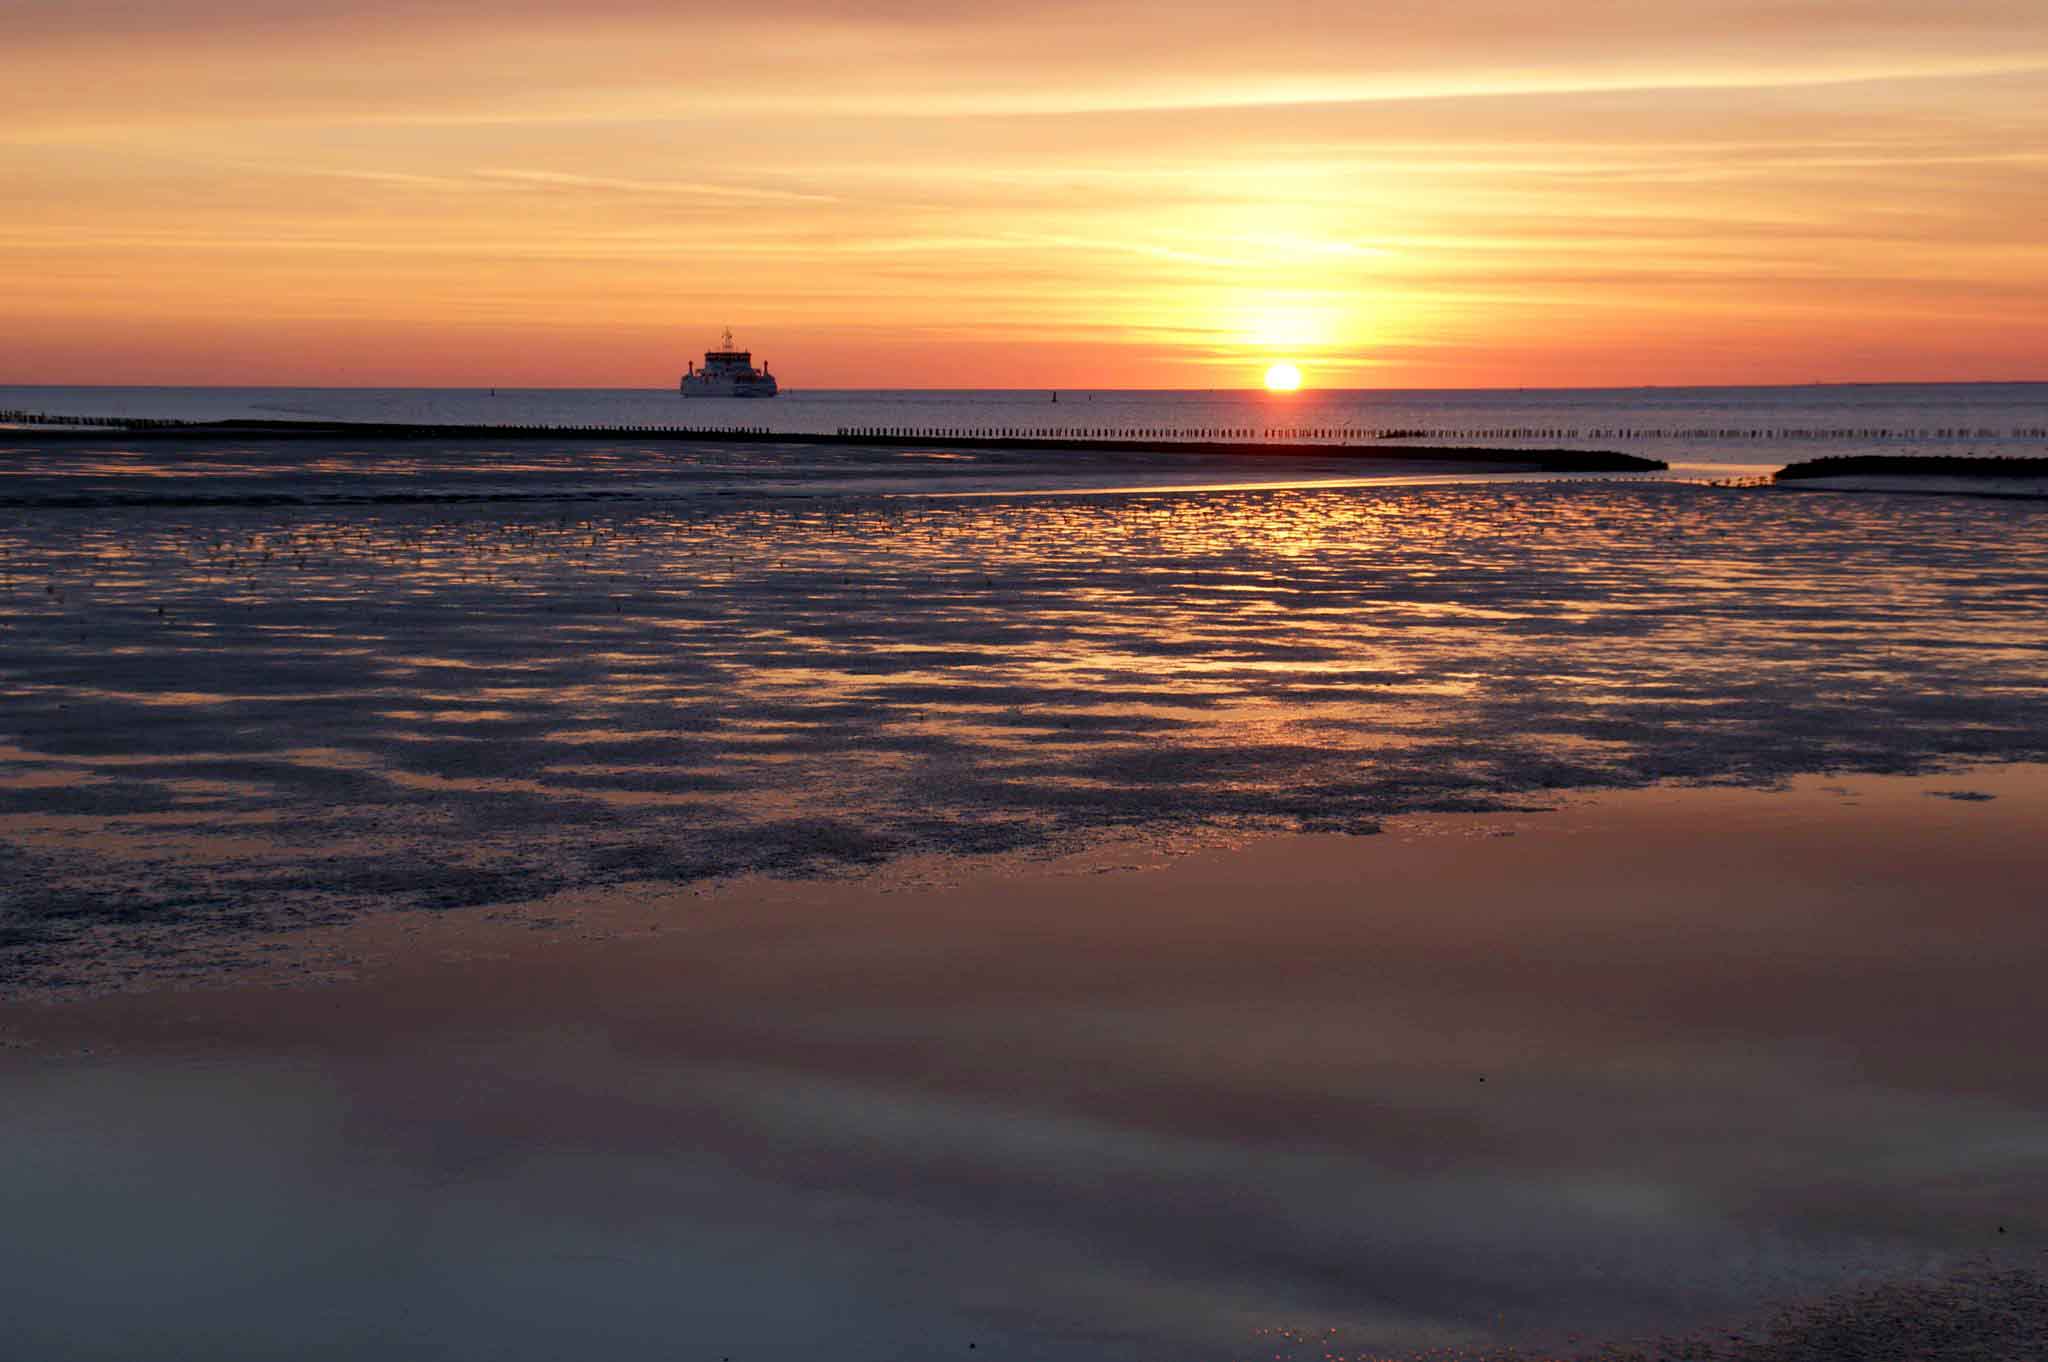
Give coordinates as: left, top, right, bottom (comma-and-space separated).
1263, 362, 1303, 392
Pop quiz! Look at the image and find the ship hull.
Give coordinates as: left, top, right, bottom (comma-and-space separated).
679, 376, 779, 398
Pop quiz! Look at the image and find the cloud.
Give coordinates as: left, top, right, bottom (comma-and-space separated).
4, 0, 2046, 134
472, 169, 837, 203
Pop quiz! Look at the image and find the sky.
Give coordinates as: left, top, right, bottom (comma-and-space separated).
2, 0, 2045, 389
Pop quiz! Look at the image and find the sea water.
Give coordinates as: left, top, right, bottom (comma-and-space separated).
5, 380, 2045, 476
4, 470, 2047, 988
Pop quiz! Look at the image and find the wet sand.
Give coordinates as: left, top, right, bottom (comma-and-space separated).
9, 474, 2048, 994
4, 765, 2044, 1360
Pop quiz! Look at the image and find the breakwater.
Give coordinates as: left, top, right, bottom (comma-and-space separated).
1777, 454, 2048, 480
0, 408, 192, 430
0, 415, 1665, 472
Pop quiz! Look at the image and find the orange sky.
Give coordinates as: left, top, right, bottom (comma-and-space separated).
3, 1, 2045, 388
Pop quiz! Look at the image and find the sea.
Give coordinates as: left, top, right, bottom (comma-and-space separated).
5, 378, 2048, 952
7, 375, 2048, 971
5, 380, 2045, 482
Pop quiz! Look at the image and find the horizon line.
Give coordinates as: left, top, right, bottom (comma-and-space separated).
5, 378, 2046, 395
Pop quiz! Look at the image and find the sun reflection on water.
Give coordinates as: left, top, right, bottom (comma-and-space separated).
3, 478, 2048, 981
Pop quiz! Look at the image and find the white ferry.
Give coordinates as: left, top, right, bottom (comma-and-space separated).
680, 328, 779, 398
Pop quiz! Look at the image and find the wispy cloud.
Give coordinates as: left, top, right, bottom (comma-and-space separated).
472, 169, 837, 203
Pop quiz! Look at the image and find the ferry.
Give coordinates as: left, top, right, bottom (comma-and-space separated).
680, 328, 779, 398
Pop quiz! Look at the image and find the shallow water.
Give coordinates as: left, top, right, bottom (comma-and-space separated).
0, 432, 1565, 507
3, 770, 2045, 1360
7, 379, 2046, 474
3, 470, 2047, 987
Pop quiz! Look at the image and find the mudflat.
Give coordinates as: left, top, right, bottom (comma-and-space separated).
5, 766, 2043, 1360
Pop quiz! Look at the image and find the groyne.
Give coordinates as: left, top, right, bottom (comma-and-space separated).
1776, 454, 2048, 480
0, 414, 1665, 473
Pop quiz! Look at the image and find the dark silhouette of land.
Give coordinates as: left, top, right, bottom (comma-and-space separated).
1777, 454, 2048, 480
1, 413, 1666, 473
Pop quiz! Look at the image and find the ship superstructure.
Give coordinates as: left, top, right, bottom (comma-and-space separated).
681, 328, 779, 398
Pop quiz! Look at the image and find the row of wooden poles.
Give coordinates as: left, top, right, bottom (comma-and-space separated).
1, 410, 192, 429
836, 426, 1575, 441
0, 412, 776, 436
427, 425, 775, 435
10, 410, 2031, 443
841, 425, 2046, 442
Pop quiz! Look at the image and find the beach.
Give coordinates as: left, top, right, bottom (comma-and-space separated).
7, 439, 2048, 988
3, 430, 2047, 1357
4, 766, 2045, 1358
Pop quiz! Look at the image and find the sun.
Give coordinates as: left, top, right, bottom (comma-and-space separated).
1264, 362, 1303, 392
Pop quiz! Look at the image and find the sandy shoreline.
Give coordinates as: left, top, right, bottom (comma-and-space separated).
5, 765, 2045, 1359
8, 474, 2048, 996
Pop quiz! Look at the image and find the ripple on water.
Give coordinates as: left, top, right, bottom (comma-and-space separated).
3, 479, 2047, 984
